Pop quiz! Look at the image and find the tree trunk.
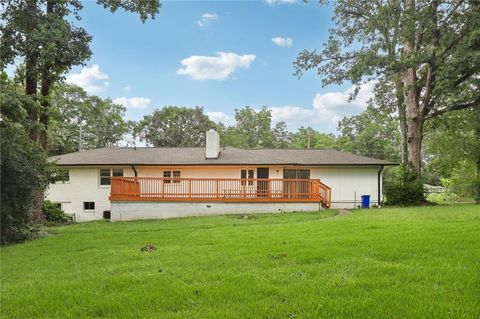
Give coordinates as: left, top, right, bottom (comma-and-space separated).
403, 67, 423, 179
23, 0, 46, 224
406, 103, 423, 178
402, 0, 423, 179
25, 32, 39, 142
394, 76, 408, 164
39, 74, 52, 150
37, 0, 55, 151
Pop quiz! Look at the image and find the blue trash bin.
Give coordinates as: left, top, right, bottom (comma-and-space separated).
361, 195, 370, 208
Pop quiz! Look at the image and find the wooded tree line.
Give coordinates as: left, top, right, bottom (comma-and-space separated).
26, 80, 480, 202
1, 0, 479, 244
1, 0, 161, 244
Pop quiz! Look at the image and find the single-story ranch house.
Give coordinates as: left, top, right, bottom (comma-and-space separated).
47, 129, 395, 221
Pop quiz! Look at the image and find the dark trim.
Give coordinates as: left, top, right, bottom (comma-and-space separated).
54, 163, 398, 167
131, 165, 138, 177
378, 165, 384, 206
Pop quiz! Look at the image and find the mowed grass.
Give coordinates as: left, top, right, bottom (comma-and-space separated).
1, 205, 479, 318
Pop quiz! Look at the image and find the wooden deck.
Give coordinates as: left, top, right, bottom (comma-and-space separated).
110, 177, 331, 208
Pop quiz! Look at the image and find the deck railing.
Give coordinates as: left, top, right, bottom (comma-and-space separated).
110, 177, 331, 207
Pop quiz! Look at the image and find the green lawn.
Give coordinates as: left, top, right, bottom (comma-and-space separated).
1, 205, 479, 318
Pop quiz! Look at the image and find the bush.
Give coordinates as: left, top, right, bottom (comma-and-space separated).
384, 165, 425, 206
43, 201, 73, 225
472, 178, 480, 204
1, 76, 53, 245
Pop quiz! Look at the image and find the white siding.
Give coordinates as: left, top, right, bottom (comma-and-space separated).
46, 166, 134, 222
46, 165, 383, 221
311, 166, 382, 208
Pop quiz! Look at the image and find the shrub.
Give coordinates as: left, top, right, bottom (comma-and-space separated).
1, 92, 53, 244
43, 201, 73, 225
384, 165, 425, 206
472, 178, 480, 204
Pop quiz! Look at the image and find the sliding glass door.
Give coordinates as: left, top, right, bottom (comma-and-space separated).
283, 169, 311, 198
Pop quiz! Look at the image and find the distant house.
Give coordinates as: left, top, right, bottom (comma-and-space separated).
47, 129, 394, 221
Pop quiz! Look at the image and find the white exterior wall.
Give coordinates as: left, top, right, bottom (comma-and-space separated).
111, 202, 320, 221
46, 165, 383, 221
311, 166, 382, 209
46, 166, 134, 222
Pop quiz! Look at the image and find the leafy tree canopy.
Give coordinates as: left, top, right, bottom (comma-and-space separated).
141, 106, 216, 147
295, 0, 480, 177
48, 83, 128, 155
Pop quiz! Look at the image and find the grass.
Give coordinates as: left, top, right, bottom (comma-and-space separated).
1, 204, 479, 318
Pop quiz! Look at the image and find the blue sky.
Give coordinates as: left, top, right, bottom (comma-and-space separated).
64, 0, 374, 133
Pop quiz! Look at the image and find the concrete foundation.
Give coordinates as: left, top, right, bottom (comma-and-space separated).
110, 201, 321, 221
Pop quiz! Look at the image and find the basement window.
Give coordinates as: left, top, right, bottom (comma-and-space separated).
83, 202, 95, 211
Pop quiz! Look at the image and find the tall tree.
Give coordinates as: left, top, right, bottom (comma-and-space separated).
214, 107, 290, 149
230, 107, 275, 148
290, 127, 338, 149
272, 121, 291, 148
142, 106, 216, 147
0, 0, 160, 224
337, 105, 400, 161
423, 107, 479, 201
48, 84, 128, 155
1, 74, 53, 242
295, 0, 480, 178
1, 0, 160, 149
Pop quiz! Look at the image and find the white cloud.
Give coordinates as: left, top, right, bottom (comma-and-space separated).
113, 97, 151, 109
177, 52, 256, 80
206, 111, 233, 124
265, 0, 299, 5
269, 82, 375, 130
66, 64, 109, 93
272, 37, 293, 47
123, 84, 131, 92
270, 106, 316, 125
197, 13, 218, 27
312, 81, 374, 122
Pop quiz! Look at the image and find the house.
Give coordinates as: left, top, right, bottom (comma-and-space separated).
47, 129, 395, 221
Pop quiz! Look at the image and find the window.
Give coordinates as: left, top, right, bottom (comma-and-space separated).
112, 169, 123, 177
54, 169, 69, 183
241, 169, 254, 186
173, 171, 181, 183
83, 202, 95, 210
163, 171, 171, 183
163, 171, 181, 183
100, 168, 124, 186
100, 169, 111, 185
53, 203, 62, 209
283, 169, 310, 179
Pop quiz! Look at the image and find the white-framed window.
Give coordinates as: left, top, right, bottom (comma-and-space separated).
83, 202, 95, 210
99, 168, 124, 186
54, 169, 70, 183
241, 169, 254, 186
163, 171, 181, 183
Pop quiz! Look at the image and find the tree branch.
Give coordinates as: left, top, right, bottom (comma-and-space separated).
425, 98, 480, 120
439, 0, 465, 28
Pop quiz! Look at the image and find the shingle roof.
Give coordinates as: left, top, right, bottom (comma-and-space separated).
49, 146, 395, 166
